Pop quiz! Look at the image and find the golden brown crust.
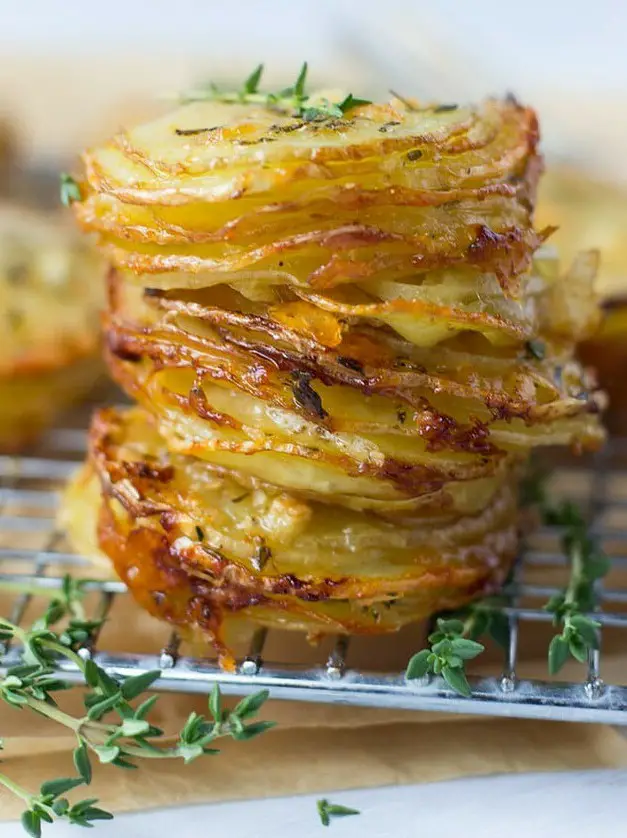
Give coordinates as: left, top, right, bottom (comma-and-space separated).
75, 406, 518, 666
0, 205, 103, 377
62, 92, 605, 660
0, 205, 104, 450
75, 97, 542, 296
0, 356, 103, 453
98, 266, 603, 509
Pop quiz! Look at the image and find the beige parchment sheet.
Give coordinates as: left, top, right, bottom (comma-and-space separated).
0, 470, 626, 820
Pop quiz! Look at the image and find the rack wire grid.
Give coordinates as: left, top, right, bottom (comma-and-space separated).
1, 409, 627, 727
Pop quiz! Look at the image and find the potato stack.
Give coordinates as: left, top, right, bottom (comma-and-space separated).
0, 205, 103, 451
63, 75, 604, 665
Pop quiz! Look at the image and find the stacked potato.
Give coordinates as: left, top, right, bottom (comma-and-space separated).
63, 87, 604, 665
0, 206, 103, 451
536, 168, 627, 430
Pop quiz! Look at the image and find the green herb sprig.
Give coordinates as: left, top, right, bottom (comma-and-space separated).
542, 500, 610, 674
521, 468, 611, 673
316, 798, 360, 827
406, 466, 612, 694
59, 174, 81, 207
0, 576, 275, 836
524, 339, 546, 361
405, 594, 510, 697
179, 63, 372, 122
406, 617, 485, 697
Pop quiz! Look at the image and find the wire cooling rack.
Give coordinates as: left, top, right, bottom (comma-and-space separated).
1, 412, 627, 727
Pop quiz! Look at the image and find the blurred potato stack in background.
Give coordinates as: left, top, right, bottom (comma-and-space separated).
537, 170, 627, 430
0, 120, 104, 451
0, 47, 106, 451
0, 205, 103, 450
59, 76, 606, 664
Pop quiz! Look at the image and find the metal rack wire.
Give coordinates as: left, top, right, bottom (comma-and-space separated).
1, 420, 627, 726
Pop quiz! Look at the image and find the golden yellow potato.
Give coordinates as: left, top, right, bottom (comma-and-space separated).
0, 205, 104, 450
63, 406, 518, 667
62, 83, 605, 658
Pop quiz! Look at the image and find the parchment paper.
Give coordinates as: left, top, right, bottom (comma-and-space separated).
1, 545, 627, 820
1, 434, 626, 822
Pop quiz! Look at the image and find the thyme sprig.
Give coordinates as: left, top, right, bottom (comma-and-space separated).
405, 594, 510, 697
59, 174, 81, 207
406, 617, 486, 698
406, 466, 612, 695
179, 62, 372, 122
316, 799, 360, 827
0, 576, 275, 836
542, 500, 610, 674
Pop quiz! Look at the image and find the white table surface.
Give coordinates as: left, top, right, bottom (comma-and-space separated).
3, 770, 626, 837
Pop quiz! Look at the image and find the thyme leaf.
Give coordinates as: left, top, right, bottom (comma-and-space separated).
290, 370, 327, 419
0, 574, 275, 835
405, 463, 612, 693
242, 63, 264, 96
317, 798, 360, 827
406, 616, 485, 697
59, 174, 81, 207
541, 500, 609, 674
179, 63, 371, 123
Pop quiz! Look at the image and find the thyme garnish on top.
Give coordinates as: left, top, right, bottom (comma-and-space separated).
0, 575, 275, 836
179, 62, 372, 122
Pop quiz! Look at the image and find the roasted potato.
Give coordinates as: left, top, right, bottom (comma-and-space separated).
0, 205, 104, 450
61, 88, 605, 659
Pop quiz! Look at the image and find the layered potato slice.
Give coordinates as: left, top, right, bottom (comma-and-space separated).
0, 205, 104, 450
76, 97, 545, 294
64, 406, 518, 666
62, 84, 606, 657
101, 252, 603, 512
